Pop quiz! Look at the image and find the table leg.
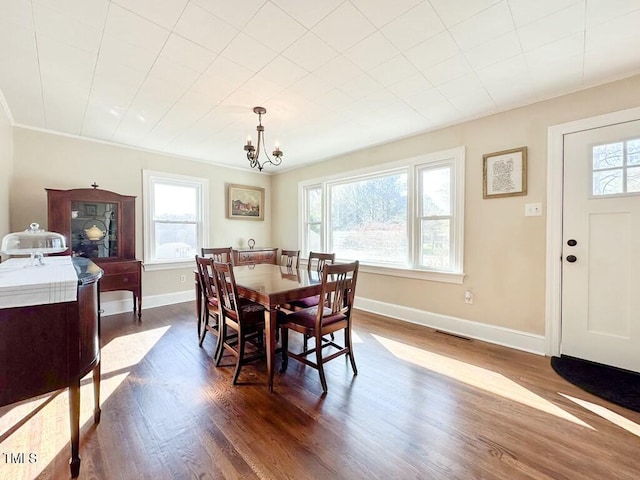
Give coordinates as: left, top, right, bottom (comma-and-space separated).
195, 276, 203, 338
68, 379, 81, 478
93, 361, 101, 424
265, 308, 277, 392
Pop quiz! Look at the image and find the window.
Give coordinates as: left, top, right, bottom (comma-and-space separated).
592, 138, 640, 196
303, 185, 323, 253
329, 170, 408, 265
300, 147, 465, 282
143, 170, 209, 270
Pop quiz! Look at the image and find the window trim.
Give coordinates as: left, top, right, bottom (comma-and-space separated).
143, 170, 209, 271
298, 147, 465, 283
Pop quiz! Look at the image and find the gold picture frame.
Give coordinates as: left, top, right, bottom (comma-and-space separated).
227, 184, 265, 221
483, 146, 527, 199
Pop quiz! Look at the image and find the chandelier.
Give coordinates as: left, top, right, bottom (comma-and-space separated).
243, 106, 283, 171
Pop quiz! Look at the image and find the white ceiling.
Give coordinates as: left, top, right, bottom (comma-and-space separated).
2, 0, 640, 172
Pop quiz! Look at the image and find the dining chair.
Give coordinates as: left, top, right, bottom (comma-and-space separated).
210, 260, 269, 385
281, 251, 335, 311
280, 249, 300, 269
201, 247, 233, 264
279, 260, 360, 393
195, 256, 223, 359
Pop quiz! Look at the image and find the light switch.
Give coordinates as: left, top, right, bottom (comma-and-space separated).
525, 203, 542, 216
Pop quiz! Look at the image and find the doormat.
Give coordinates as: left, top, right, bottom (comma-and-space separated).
551, 355, 640, 413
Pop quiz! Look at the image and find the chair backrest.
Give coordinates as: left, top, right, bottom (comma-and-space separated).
280, 249, 300, 269
201, 247, 233, 264
316, 260, 359, 326
211, 261, 241, 322
308, 251, 335, 274
195, 255, 217, 300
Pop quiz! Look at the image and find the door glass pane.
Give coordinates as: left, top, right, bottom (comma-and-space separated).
627, 166, 640, 193
70, 201, 118, 258
592, 169, 623, 195
627, 138, 640, 165
421, 219, 450, 270
592, 142, 623, 169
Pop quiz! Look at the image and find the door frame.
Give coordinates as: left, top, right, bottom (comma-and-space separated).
545, 105, 640, 356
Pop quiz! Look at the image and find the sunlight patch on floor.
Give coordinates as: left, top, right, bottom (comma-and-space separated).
101, 326, 171, 374
0, 326, 169, 480
559, 393, 640, 438
373, 334, 593, 429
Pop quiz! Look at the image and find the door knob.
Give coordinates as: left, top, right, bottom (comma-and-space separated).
567, 239, 577, 246
566, 255, 577, 263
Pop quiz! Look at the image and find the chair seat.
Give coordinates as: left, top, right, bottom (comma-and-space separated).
235, 298, 266, 324
205, 295, 218, 308
283, 305, 346, 330
283, 294, 320, 310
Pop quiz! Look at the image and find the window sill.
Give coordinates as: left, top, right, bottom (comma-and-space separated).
143, 260, 194, 272
359, 264, 465, 284
300, 259, 464, 284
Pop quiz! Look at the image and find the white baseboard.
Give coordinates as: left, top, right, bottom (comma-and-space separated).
102, 291, 545, 355
101, 290, 195, 317
354, 297, 546, 355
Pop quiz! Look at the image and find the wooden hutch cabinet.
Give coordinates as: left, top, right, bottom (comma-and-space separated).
46, 187, 142, 318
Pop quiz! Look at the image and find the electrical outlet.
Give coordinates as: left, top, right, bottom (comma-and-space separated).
464, 290, 473, 304
180, 274, 186, 283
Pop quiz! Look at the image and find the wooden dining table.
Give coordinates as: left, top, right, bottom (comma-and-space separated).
195, 263, 323, 392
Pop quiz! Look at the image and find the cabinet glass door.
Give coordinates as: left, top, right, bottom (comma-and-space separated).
70, 201, 119, 258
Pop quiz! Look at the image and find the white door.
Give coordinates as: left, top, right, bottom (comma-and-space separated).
562, 120, 640, 373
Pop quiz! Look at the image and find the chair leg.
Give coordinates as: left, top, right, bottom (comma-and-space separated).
211, 315, 222, 360
303, 333, 309, 352
215, 322, 226, 366
280, 327, 289, 372
232, 327, 245, 385
346, 327, 358, 375
198, 311, 209, 347
316, 333, 328, 392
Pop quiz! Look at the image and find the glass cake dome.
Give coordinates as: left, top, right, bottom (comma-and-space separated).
1, 223, 67, 266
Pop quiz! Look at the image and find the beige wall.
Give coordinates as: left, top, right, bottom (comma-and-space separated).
11, 128, 271, 299
272, 74, 640, 336
0, 102, 12, 249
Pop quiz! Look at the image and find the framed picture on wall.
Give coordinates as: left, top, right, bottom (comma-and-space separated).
227, 184, 265, 221
483, 146, 528, 198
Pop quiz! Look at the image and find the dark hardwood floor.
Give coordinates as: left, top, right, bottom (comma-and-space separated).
1, 302, 639, 479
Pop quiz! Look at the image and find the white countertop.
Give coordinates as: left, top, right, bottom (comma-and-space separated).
0, 256, 78, 309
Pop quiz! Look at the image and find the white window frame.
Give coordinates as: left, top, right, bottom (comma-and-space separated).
143, 170, 209, 271
298, 147, 465, 284
302, 184, 323, 257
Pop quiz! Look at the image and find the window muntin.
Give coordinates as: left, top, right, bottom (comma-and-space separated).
143, 170, 208, 267
592, 139, 640, 196
300, 148, 464, 276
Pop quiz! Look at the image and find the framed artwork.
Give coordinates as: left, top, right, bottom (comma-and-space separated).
227, 184, 265, 221
483, 146, 528, 198
85, 203, 98, 216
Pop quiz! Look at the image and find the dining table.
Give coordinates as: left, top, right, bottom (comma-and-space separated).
195, 263, 323, 392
